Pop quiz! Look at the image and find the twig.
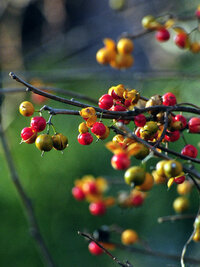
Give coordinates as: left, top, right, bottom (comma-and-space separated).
0, 123, 56, 267
78, 231, 133, 267
158, 214, 195, 223
0, 87, 98, 105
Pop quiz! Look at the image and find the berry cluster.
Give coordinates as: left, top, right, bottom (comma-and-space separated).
96, 38, 134, 69
142, 9, 200, 53
88, 225, 139, 256
19, 101, 68, 152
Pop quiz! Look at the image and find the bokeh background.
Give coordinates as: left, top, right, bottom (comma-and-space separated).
0, 0, 200, 266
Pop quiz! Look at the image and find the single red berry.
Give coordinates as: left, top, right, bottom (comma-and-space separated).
174, 175, 186, 184
181, 144, 198, 158
188, 117, 200, 133
91, 122, 106, 136
77, 132, 93, 145
21, 127, 35, 141
174, 114, 187, 129
89, 201, 106, 216
98, 94, 114, 110
174, 33, 188, 49
165, 130, 180, 142
134, 114, 146, 127
162, 92, 177, 106
130, 194, 144, 207
30, 116, 46, 132
88, 241, 103, 255
110, 104, 127, 112
111, 153, 130, 170
72, 187, 85, 201
124, 99, 132, 107
82, 181, 98, 195
155, 28, 170, 42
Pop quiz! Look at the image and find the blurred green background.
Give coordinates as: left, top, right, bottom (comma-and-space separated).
0, 0, 200, 266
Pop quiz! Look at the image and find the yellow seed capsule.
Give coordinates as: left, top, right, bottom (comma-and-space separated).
52, 133, 68, 151
121, 229, 138, 245
117, 38, 134, 54
80, 107, 96, 119
123, 89, 140, 104
78, 122, 89, 133
193, 229, 200, 242
19, 101, 34, 117
112, 134, 125, 144
152, 170, 166, 184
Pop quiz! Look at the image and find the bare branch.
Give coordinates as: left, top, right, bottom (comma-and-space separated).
0, 123, 56, 267
158, 214, 195, 223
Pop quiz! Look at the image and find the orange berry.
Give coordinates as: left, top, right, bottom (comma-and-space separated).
96, 48, 116, 65
137, 172, 154, 191
117, 38, 134, 54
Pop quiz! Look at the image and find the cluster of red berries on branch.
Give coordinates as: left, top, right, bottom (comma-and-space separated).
19, 101, 68, 153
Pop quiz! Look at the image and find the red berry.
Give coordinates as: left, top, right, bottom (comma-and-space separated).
174, 114, 187, 129
72, 187, 85, 201
134, 114, 146, 127
195, 9, 200, 19
111, 153, 130, 170
88, 241, 103, 255
98, 94, 113, 110
130, 194, 144, 207
124, 99, 132, 107
162, 92, 177, 106
77, 132, 93, 145
21, 127, 35, 141
82, 181, 98, 195
174, 175, 185, 184
30, 116, 46, 132
174, 33, 188, 49
110, 104, 127, 112
91, 122, 106, 136
155, 28, 170, 42
165, 130, 180, 142
188, 117, 200, 133
89, 201, 106, 216
181, 144, 198, 158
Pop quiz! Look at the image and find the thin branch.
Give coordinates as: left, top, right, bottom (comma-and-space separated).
0, 123, 56, 267
78, 231, 133, 267
0, 87, 98, 105
158, 214, 195, 223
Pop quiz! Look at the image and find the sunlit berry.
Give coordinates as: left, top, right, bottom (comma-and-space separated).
155, 28, 170, 42
72, 187, 85, 201
165, 130, 180, 142
134, 114, 146, 127
78, 122, 89, 133
121, 229, 138, 245
174, 33, 188, 49
141, 15, 156, 29
91, 122, 106, 136
30, 116, 46, 132
21, 127, 37, 144
77, 132, 93, 145
96, 48, 116, 65
89, 201, 106, 216
98, 94, 114, 110
162, 92, 176, 106
163, 160, 182, 178
88, 241, 103, 255
19, 101, 34, 117
177, 181, 192, 195
188, 117, 200, 133
181, 144, 198, 158
117, 38, 134, 54
35, 134, 53, 151
111, 153, 130, 170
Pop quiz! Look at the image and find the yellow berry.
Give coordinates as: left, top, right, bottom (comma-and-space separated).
121, 229, 138, 245
19, 101, 34, 117
173, 197, 189, 213
117, 38, 134, 54
78, 122, 89, 133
